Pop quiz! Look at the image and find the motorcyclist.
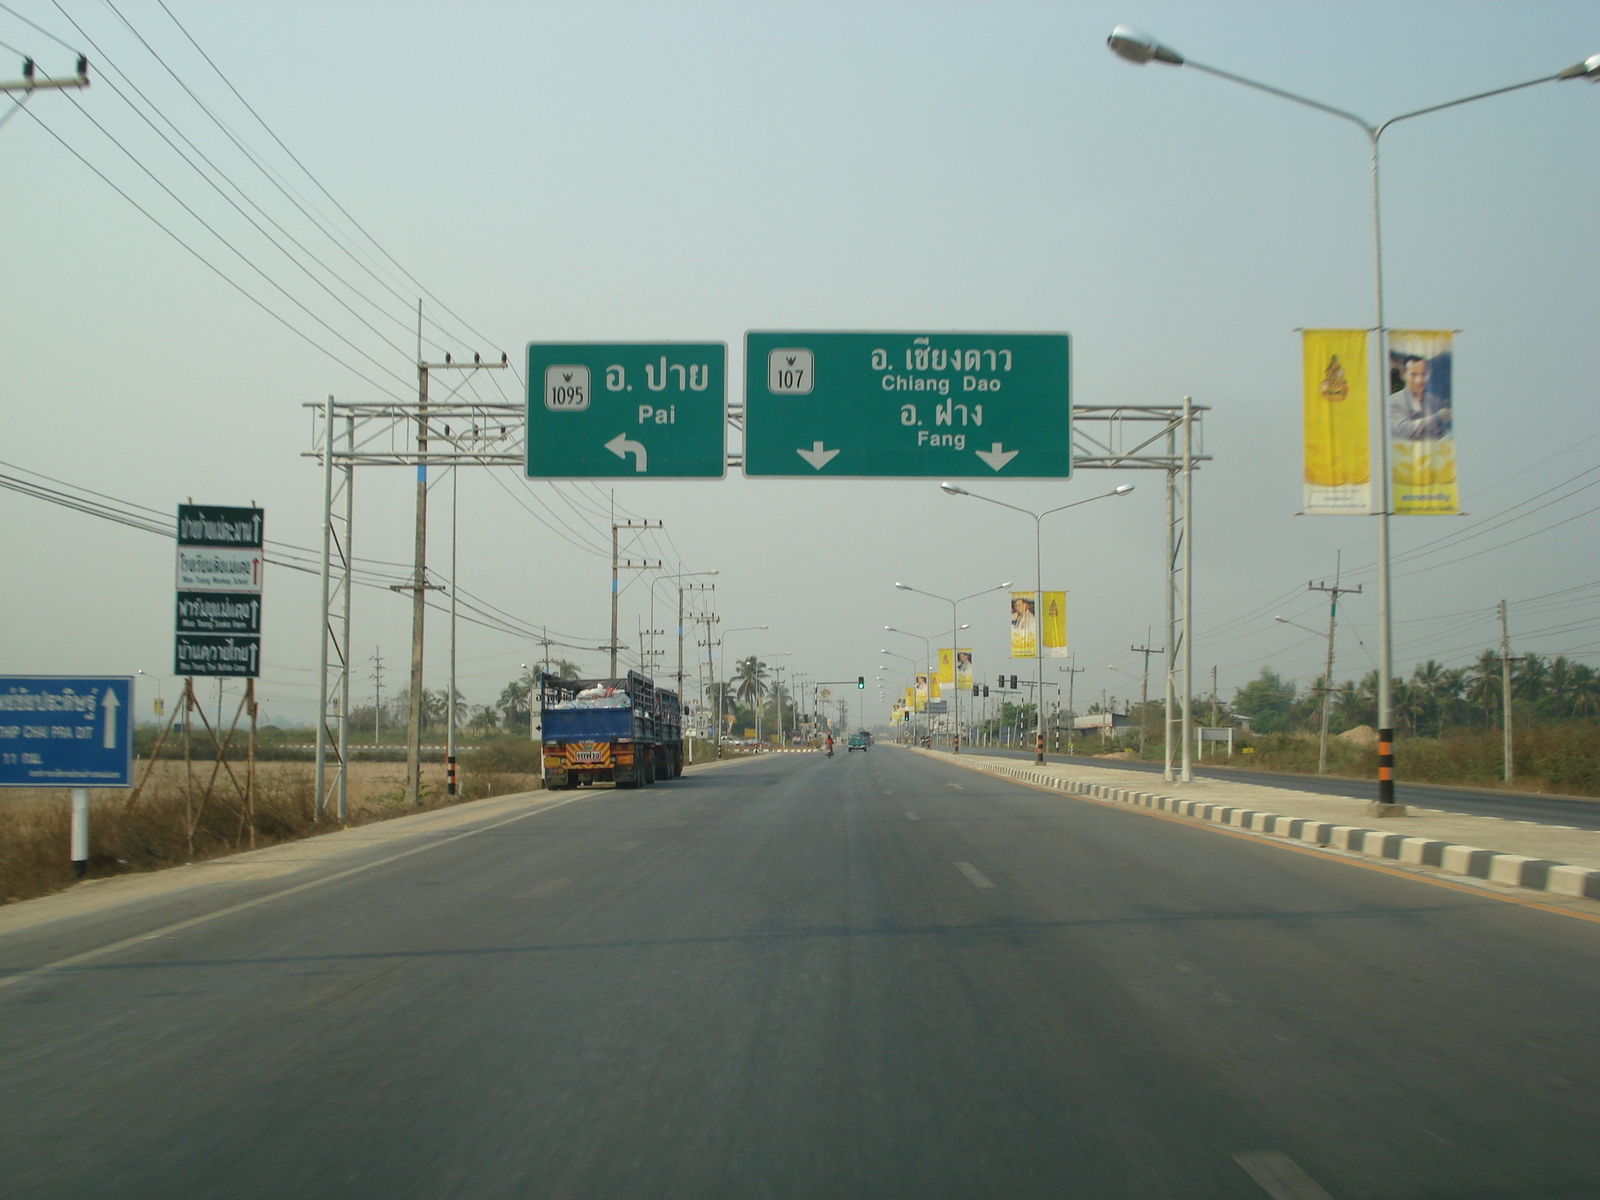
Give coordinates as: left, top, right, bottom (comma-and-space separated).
825, 734, 834, 757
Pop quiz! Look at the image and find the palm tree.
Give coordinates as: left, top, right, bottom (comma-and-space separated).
732, 656, 769, 708
1515, 653, 1549, 707
497, 678, 530, 728
1545, 655, 1576, 719
1437, 667, 1468, 737
1466, 650, 1502, 727
1410, 660, 1447, 737
1570, 662, 1600, 718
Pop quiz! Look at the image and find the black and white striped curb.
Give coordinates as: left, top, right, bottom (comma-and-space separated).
943, 756, 1600, 902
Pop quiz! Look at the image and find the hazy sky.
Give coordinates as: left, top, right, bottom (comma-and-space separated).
3, 1, 1596, 729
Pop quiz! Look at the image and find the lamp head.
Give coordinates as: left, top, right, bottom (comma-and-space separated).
1273, 616, 1287, 623
1558, 53, 1600, 80
999, 581, 1013, 589
1114, 484, 1135, 495
1107, 25, 1184, 66
705, 569, 720, 576
940, 482, 968, 495
895, 582, 911, 590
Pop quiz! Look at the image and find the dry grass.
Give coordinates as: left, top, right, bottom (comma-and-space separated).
0, 759, 540, 906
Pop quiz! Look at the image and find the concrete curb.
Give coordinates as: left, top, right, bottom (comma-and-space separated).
916, 750, 1600, 902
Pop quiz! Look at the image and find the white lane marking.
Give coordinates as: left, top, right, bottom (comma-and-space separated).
904, 811, 920, 822
954, 862, 995, 889
946, 783, 964, 790
1233, 1151, 1335, 1200
0, 794, 590, 994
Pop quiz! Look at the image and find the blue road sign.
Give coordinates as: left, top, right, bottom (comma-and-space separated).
0, 676, 134, 788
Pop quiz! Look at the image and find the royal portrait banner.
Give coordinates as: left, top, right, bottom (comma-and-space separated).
1388, 330, 1458, 515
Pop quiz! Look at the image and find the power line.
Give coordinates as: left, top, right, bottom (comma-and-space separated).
19, 104, 412, 402
153, 0, 506, 359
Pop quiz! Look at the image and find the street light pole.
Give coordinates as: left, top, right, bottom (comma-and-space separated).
1108, 25, 1599, 809
941, 483, 1134, 762
893, 589, 1002, 754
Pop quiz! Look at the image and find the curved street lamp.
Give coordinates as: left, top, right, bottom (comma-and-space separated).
940, 484, 1133, 762
894, 583, 1009, 754
1108, 24, 1597, 807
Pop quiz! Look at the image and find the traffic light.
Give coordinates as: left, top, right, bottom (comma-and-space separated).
857, 676, 865, 689
971, 686, 979, 697
1010, 675, 1018, 689
983, 685, 990, 698
997, 674, 1005, 688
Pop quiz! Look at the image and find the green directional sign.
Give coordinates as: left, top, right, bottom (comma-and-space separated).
744, 332, 1071, 478
526, 342, 727, 478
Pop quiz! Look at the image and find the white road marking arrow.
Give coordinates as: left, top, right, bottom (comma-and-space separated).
604, 433, 648, 472
975, 442, 1019, 472
100, 688, 119, 749
796, 441, 840, 471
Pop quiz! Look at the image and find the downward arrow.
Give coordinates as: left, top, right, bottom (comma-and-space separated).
604, 432, 648, 472
796, 441, 840, 471
975, 442, 1019, 472
101, 689, 120, 749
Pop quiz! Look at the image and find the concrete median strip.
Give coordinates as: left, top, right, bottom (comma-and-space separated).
904, 748, 1600, 902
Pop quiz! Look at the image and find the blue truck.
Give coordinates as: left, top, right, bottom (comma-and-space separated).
540, 670, 682, 790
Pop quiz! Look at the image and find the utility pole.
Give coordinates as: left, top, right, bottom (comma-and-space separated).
1130, 631, 1162, 756
1308, 570, 1362, 774
533, 627, 554, 743
1210, 666, 1219, 729
610, 518, 662, 675
1060, 658, 1083, 755
370, 647, 384, 747
402, 334, 508, 808
1499, 600, 1524, 783
679, 583, 714, 704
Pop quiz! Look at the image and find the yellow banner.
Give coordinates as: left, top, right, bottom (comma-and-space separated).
1302, 329, 1371, 515
1388, 330, 1458, 514
1010, 591, 1036, 658
904, 686, 915, 711
914, 674, 927, 712
955, 649, 972, 690
929, 674, 941, 700
937, 648, 954, 683
1041, 592, 1067, 658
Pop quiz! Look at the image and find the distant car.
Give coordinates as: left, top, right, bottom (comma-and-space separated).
847, 733, 869, 752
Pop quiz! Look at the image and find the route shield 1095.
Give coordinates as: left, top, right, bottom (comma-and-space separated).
525, 343, 727, 479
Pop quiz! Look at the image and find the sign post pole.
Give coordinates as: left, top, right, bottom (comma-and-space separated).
70, 787, 89, 877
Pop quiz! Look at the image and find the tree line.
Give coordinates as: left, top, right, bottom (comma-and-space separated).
1228, 652, 1598, 737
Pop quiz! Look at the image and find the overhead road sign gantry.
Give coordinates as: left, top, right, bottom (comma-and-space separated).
744, 332, 1072, 478
526, 342, 727, 478
0, 676, 133, 789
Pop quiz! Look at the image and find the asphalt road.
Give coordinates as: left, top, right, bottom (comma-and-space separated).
969, 745, 1600, 829
3, 750, 1598, 1198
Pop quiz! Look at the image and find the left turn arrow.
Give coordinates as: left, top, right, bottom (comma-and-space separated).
604, 433, 648, 472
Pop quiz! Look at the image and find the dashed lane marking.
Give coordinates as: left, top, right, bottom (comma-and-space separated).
954, 862, 995, 889
904, 812, 920, 822
1234, 1151, 1335, 1199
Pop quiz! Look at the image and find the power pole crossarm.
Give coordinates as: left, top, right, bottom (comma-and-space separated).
1, 57, 89, 95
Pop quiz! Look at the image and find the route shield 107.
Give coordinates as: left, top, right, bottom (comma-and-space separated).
743, 332, 1072, 479
525, 343, 727, 479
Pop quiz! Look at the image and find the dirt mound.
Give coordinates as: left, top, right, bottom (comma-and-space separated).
1337, 725, 1379, 749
